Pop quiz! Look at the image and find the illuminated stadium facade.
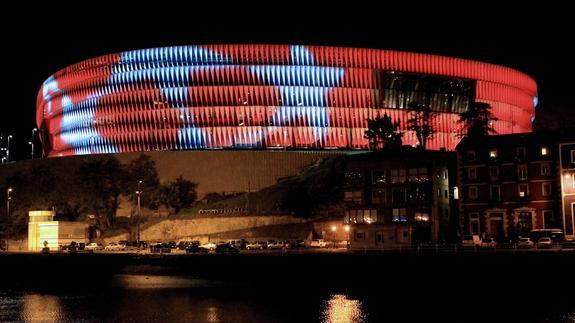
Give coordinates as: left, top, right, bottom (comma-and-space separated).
37, 45, 537, 157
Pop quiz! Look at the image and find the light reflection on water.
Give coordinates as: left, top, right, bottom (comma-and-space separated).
320, 294, 365, 323
1, 275, 574, 323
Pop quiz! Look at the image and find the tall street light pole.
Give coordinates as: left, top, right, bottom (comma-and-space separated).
6, 135, 12, 163
7, 188, 13, 218
136, 180, 143, 245
30, 128, 37, 159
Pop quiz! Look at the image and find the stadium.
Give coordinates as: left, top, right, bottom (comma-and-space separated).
37, 45, 537, 157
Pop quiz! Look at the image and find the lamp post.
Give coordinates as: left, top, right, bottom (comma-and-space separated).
331, 225, 337, 248
6, 135, 12, 163
6, 188, 13, 218
30, 128, 37, 159
136, 180, 143, 245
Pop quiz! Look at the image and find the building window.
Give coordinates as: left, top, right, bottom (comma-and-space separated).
466, 150, 476, 161
392, 187, 406, 204
355, 232, 366, 240
444, 171, 448, 180
542, 183, 551, 197
516, 147, 526, 159
408, 167, 428, 182
468, 186, 478, 199
414, 212, 429, 222
490, 185, 501, 202
345, 209, 377, 224
518, 184, 529, 197
344, 171, 364, 186
391, 169, 406, 183
489, 166, 499, 179
407, 185, 427, 201
571, 150, 575, 163
469, 213, 480, 234
541, 163, 550, 176
392, 208, 407, 222
344, 191, 363, 204
518, 165, 528, 180
541, 147, 548, 156
468, 167, 477, 180
372, 171, 386, 185
542, 210, 554, 228
489, 149, 498, 159
372, 189, 386, 204
375, 232, 384, 244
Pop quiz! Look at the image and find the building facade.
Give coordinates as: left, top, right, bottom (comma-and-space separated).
559, 142, 575, 238
343, 149, 455, 249
37, 45, 536, 157
457, 130, 575, 241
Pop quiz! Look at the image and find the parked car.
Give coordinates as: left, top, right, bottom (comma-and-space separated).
200, 242, 217, 251
310, 239, 327, 248
267, 240, 286, 249
517, 237, 534, 249
215, 243, 240, 254
462, 235, 481, 247
185, 244, 209, 253
293, 240, 306, 248
246, 241, 266, 250
177, 241, 191, 250
480, 238, 497, 248
105, 243, 126, 251
85, 243, 104, 251
227, 239, 247, 250
537, 237, 553, 249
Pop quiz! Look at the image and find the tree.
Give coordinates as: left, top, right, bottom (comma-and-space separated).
364, 113, 404, 150
159, 176, 198, 214
407, 102, 437, 149
458, 102, 497, 139
74, 156, 127, 229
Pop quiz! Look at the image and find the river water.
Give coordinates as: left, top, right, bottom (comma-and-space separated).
1, 274, 574, 322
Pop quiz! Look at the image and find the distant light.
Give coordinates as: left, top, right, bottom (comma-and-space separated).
331, 225, 337, 232
533, 96, 539, 108
541, 147, 548, 156
344, 225, 350, 232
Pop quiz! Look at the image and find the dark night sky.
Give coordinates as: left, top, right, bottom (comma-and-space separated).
2, 6, 573, 160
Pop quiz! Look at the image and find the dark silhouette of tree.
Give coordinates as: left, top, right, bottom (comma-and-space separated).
74, 156, 127, 229
407, 102, 437, 149
458, 102, 497, 139
159, 176, 198, 214
364, 114, 403, 150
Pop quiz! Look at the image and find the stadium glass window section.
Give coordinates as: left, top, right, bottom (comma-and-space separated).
344, 191, 363, 204
381, 73, 474, 113
408, 167, 429, 182
391, 169, 406, 183
372, 189, 386, 204
392, 208, 408, 223
372, 171, 386, 185
344, 171, 364, 186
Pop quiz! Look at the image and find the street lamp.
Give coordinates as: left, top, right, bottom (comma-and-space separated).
30, 128, 38, 159
6, 135, 12, 163
136, 180, 143, 244
6, 188, 13, 218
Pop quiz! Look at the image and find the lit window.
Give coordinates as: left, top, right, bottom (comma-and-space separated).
541, 147, 548, 156
392, 208, 407, 222
489, 150, 498, 158
518, 184, 529, 197
391, 169, 406, 183
344, 191, 363, 204
414, 212, 429, 222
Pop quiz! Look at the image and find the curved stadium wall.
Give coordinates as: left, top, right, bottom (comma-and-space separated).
37, 45, 537, 157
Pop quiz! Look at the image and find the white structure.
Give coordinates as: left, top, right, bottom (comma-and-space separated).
28, 211, 89, 251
